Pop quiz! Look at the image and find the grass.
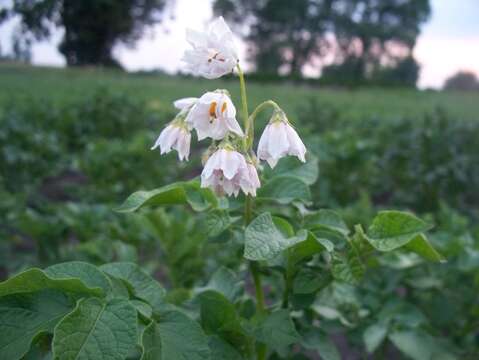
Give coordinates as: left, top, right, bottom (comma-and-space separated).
1, 62, 478, 121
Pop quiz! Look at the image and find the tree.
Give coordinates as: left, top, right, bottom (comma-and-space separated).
1, 0, 170, 67
329, 0, 429, 84
372, 56, 420, 87
444, 71, 478, 91
214, 0, 334, 76
214, 0, 430, 85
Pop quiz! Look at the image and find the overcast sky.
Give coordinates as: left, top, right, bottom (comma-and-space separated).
1, 0, 478, 89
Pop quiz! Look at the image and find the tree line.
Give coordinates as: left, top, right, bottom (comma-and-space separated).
4, 0, 472, 88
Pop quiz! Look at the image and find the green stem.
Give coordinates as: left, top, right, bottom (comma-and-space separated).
246, 100, 281, 148
250, 260, 265, 311
248, 100, 281, 123
238, 64, 267, 360
282, 250, 295, 308
237, 64, 250, 151
251, 261, 267, 360
245, 196, 267, 359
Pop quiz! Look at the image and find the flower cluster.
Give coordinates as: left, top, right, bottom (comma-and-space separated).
152, 17, 306, 197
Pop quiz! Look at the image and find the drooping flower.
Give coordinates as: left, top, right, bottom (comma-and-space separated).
240, 162, 261, 196
151, 123, 191, 161
201, 148, 259, 197
151, 97, 197, 161
257, 112, 306, 168
186, 91, 244, 140
183, 17, 238, 79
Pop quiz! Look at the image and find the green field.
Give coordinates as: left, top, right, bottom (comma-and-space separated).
1, 63, 478, 121
1, 63, 479, 359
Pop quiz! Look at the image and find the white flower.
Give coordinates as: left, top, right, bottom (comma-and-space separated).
186, 91, 244, 140
183, 16, 238, 79
240, 162, 261, 196
257, 115, 306, 168
173, 97, 198, 110
201, 148, 259, 197
151, 123, 191, 161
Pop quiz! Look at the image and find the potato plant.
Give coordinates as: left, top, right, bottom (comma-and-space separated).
0, 16, 450, 360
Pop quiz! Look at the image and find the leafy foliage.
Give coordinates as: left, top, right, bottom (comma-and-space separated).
0, 66, 477, 358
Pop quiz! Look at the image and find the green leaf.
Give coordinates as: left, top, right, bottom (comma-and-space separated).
377, 299, 427, 328
100, 262, 165, 311
199, 290, 250, 354
289, 231, 334, 265
116, 180, 217, 213
305, 209, 349, 236
252, 310, 300, 352
45, 261, 112, 294
208, 335, 243, 360
117, 183, 185, 212
265, 155, 319, 185
0, 290, 74, 360
0, 268, 104, 298
200, 267, 243, 302
272, 216, 296, 237
331, 252, 365, 285
389, 330, 436, 360
140, 321, 162, 360
22, 336, 52, 360
200, 291, 241, 333
404, 234, 445, 262
107, 274, 131, 299
390, 330, 459, 360
244, 213, 308, 261
293, 268, 330, 295
183, 180, 219, 211
312, 305, 352, 327
53, 298, 137, 360
365, 211, 444, 261
366, 211, 433, 251
156, 310, 210, 360
363, 323, 388, 353
301, 329, 340, 360
206, 210, 233, 237
258, 176, 311, 204
131, 299, 153, 319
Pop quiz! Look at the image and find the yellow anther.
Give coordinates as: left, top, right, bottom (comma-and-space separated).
209, 102, 217, 118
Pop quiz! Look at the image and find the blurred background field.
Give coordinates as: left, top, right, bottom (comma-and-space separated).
1, 0, 479, 358
2, 63, 478, 121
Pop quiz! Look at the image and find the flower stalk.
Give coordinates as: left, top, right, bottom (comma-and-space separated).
237, 64, 250, 151
247, 100, 281, 148
237, 64, 267, 360
152, 17, 308, 359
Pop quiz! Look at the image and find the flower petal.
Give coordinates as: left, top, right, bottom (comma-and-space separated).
257, 124, 271, 160
175, 129, 191, 161
285, 124, 307, 162
183, 17, 238, 79
267, 122, 289, 159
186, 29, 207, 47
225, 117, 244, 137
173, 97, 198, 110
202, 151, 220, 179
